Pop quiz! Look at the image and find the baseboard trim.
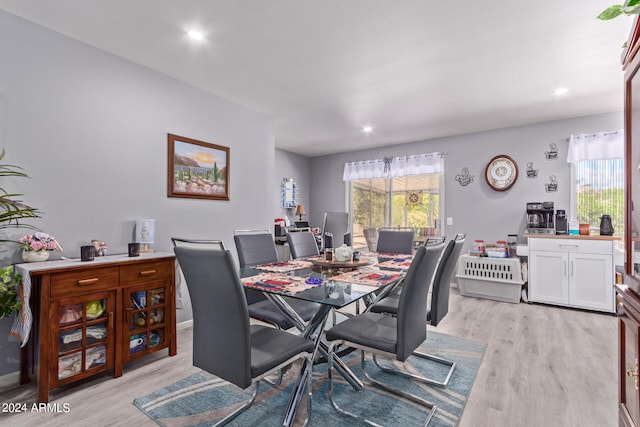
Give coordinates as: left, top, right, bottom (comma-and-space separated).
0, 370, 20, 391
177, 319, 193, 330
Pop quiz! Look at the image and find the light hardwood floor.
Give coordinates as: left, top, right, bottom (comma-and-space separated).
0, 288, 617, 427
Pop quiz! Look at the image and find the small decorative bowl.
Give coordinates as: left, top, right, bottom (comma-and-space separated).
305, 277, 323, 285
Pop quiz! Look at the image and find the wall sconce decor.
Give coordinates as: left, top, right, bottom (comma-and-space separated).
135, 219, 156, 253
545, 175, 558, 192
526, 162, 539, 178
455, 167, 474, 186
545, 143, 558, 160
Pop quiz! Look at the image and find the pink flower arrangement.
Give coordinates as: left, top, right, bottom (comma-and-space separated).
18, 232, 60, 252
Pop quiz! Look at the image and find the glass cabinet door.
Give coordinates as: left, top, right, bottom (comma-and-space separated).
53, 292, 114, 384
125, 285, 168, 360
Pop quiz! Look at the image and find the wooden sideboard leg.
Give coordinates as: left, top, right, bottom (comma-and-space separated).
19, 344, 30, 384
169, 277, 177, 357
37, 275, 50, 403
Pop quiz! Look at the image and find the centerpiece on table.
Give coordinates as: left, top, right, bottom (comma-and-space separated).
18, 232, 62, 262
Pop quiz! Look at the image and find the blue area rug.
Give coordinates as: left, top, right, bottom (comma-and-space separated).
133, 331, 486, 426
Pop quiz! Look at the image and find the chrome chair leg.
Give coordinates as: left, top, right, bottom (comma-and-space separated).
262, 368, 284, 386
327, 347, 437, 427
372, 350, 456, 388
213, 381, 260, 426
328, 349, 385, 427
361, 352, 437, 426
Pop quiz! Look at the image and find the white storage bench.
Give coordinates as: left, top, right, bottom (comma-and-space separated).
456, 255, 525, 303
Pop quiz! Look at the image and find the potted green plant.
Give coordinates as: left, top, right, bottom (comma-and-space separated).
0, 149, 40, 318
598, 1, 640, 20
0, 266, 21, 319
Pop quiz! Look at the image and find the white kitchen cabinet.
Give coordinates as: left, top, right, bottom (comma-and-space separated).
527, 236, 615, 313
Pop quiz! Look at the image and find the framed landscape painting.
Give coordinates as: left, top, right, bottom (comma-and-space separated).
167, 133, 230, 200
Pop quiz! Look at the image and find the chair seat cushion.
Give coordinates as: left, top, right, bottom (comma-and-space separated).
248, 300, 295, 329
250, 325, 314, 378
286, 298, 320, 320
369, 295, 400, 315
326, 312, 397, 355
248, 298, 319, 330
370, 296, 433, 322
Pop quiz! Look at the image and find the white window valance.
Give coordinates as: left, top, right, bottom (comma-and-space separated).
567, 130, 624, 163
343, 152, 441, 182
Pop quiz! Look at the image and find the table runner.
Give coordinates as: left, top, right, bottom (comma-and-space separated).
252, 260, 313, 273
376, 258, 413, 270
330, 269, 403, 287
241, 273, 321, 295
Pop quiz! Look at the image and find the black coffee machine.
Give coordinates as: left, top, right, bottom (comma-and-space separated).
526, 202, 555, 234
555, 210, 568, 235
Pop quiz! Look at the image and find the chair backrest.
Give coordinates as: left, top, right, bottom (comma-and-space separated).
174, 246, 252, 388
363, 228, 378, 252
233, 230, 279, 268
287, 231, 319, 259
171, 237, 225, 250
376, 229, 415, 254
322, 212, 349, 250
430, 234, 466, 326
233, 230, 279, 305
396, 241, 445, 361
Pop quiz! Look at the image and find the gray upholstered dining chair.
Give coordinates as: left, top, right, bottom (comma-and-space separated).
287, 230, 320, 259
233, 229, 318, 330
363, 227, 378, 252
370, 234, 464, 320
173, 245, 314, 426
376, 228, 415, 254
325, 242, 445, 426
321, 212, 349, 251
368, 233, 466, 388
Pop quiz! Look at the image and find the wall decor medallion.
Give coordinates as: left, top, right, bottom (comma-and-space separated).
405, 191, 422, 206
484, 155, 518, 191
526, 162, 539, 178
544, 143, 558, 160
168, 133, 230, 200
455, 167, 474, 186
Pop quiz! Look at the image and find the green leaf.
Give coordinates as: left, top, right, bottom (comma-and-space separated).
625, 3, 640, 14
598, 5, 624, 20
629, 0, 640, 8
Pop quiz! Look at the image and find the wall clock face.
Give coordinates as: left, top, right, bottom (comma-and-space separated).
485, 155, 518, 191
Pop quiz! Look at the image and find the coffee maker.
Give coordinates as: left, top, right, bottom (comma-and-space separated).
555, 210, 568, 235
525, 202, 555, 234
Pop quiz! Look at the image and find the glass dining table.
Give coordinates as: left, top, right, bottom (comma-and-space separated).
239, 252, 412, 426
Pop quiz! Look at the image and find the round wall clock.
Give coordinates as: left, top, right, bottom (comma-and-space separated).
485, 155, 518, 191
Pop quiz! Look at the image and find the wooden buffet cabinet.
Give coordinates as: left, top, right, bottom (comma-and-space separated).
619, 16, 640, 427
18, 252, 177, 403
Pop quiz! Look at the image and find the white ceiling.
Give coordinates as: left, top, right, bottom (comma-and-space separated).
0, 1, 633, 157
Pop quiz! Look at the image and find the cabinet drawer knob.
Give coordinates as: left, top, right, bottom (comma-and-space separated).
77, 278, 99, 286
627, 358, 639, 391
140, 270, 157, 277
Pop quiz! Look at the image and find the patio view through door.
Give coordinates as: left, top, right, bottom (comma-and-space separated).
350, 174, 441, 250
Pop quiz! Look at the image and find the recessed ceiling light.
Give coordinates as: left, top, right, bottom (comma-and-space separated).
361, 126, 374, 133
553, 87, 569, 96
187, 30, 205, 41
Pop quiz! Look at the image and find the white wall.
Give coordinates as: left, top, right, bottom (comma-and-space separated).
0, 11, 276, 376
309, 112, 623, 248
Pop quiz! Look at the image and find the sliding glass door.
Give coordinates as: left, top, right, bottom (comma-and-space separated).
350, 174, 441, 249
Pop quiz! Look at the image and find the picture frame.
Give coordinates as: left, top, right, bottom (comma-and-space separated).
167, 133, 230, 200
